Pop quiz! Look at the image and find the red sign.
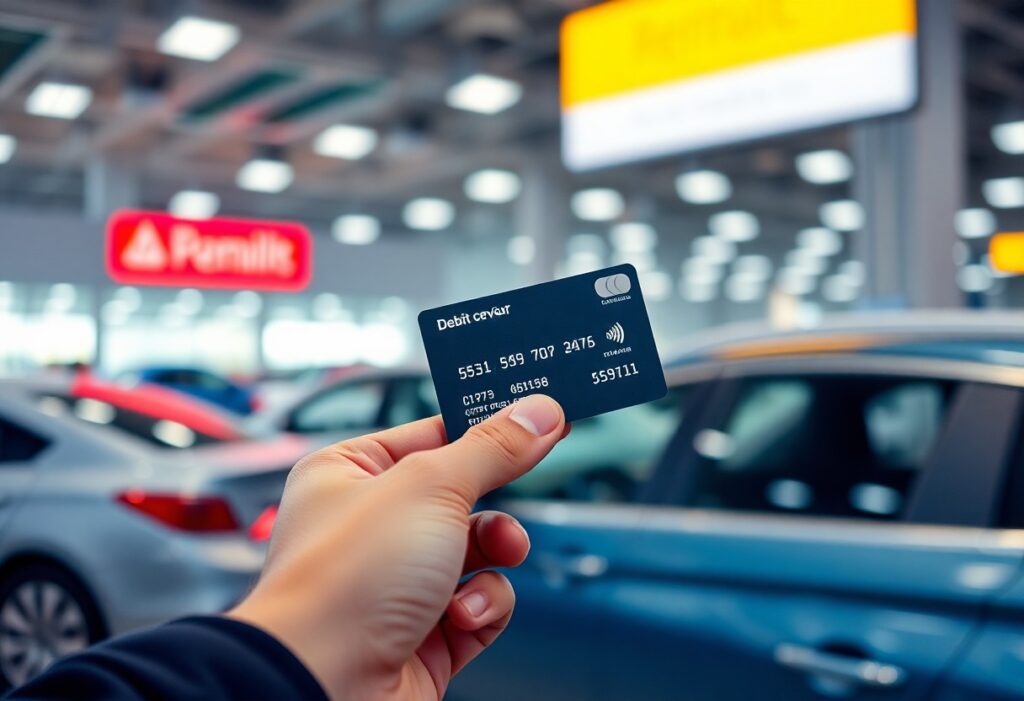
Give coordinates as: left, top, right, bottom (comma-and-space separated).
106, 210, 313, 292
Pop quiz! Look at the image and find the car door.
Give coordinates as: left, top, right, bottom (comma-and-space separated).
0, 404, 49, 533
592, 368, 1023, 701
447, 384, 708, 701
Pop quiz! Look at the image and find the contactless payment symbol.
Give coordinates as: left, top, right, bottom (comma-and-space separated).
594, 273, 632, 298
606, 322, 626, 344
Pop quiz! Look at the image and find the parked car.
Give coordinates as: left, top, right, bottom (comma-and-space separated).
450, 311, 1024, 701
0, 381, 309, 688
117, 367, 258, 415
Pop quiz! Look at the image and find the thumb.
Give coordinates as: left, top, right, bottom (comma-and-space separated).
405, 395, 565, 506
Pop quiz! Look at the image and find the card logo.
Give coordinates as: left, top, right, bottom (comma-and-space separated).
594, 273, 632, 299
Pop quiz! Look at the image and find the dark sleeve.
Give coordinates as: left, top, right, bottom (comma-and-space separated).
4, 616, 328, 701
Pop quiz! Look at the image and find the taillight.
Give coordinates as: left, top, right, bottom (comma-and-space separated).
117, 491, 239, 533
248, 505, 278, 542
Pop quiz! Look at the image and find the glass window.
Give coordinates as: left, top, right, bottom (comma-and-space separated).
288, 381, 386, 434
498, 387, 688, 503
384, 377, 440, 427
684, 376, 955, 520
0, 417, 48, 463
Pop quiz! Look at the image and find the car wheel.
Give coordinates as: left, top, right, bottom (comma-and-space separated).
0, 563, 104, 690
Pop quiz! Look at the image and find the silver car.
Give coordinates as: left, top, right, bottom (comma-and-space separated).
0, 382, 309, 688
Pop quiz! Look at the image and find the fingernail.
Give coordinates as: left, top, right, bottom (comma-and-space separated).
509, 395, 561, 436
458, 590, 489, 617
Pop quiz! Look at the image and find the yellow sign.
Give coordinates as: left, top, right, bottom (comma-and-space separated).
990, 232, 1024, 273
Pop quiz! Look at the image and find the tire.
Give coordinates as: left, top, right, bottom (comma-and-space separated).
0, 563, 105, 690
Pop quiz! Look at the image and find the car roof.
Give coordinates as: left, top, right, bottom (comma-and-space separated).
664, 310, 1024, 370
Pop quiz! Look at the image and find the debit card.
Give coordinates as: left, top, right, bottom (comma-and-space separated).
418, 264, 667, 441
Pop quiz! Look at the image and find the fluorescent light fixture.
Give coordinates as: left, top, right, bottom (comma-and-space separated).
333, 215, 380, 245
313, 124, 378, 160
176, 288, 204, 315
26, 82, 92, 120
795, 149, 853, 184
992, 120, 1024, 155
0, 134, 16, 163
691, 235, 736, 264
507, 236, 535, 265
112, 286, 142, 312
786, 249, 828, 276
819, 199, 865, 231
777, 268, 816, 296
709, 210, 759, 242
823, 274, 859, 303
725, 273, 765, 302
983, 177, 1024, 209
838, 260, 866, 286
675, 170, 732, 204
403, 198, 455, 231
158, 16, 240, 61
236, 159, 294, 193
312, 293, 343, 321
639, 270, 672, 301
796, 226, 843, 256
954, 208, 996, 240
446, 74, 522, 115
465, 169, 522, 204
232, 291, 262, 317
957, 264, 993, 293
567, 233, 606, 256
683, 257, 725, 285
610, 222, 657, 252
733, 254, 773, 280
681, 277, 718, 302
571, 188, 624, 222
168, 190, 219, 219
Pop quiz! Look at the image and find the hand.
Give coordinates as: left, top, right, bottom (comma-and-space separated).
229, 395, 567, 701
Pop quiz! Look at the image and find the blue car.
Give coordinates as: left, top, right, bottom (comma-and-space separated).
121, 367, 258, 416
450, 311, 1024, 701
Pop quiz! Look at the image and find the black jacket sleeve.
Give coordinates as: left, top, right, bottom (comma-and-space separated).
4, 616, 328, 701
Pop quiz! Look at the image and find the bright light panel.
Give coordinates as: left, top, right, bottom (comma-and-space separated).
675, 170, 732, 204
733, 254, 773, 280
168, 190, 219, 219
446, 74, 522, 115
567, 233, 606, 255
683, 257, 725, 285
822, 274, 860, 303
957, 264, 993, 293
819, 199, 865, 231
571, 188, 624, 222
839, 260, 866, 285
639, 270, 672, 301
709, 211, 759, 242
681, 277, 718, 302
777, 268, 816, 296
725, 273, 765, 302
0, 134, 16, 163
992, 120, 1024, 155
236, 159, 294, 193
158, 16, 240, 62
954, 208, 996, 240
983, 177, 1024, 209
333, 215, 380, 245
796, 227, 843, 256
507, 236, 536, 265
26, 82, 92, 120
313, 124, 378, 160
403, 198, 455, 231
610, 222, 657, 252
786, 249, 828, 276
465, 169, 522, 203
691, 235, 736, 264
795, 149, 853, 184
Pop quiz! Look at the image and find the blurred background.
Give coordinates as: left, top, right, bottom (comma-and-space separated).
4, 0, 1024, 699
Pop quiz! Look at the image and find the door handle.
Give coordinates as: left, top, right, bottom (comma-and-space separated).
774, 644, 907, 689
537, 552, 609, 586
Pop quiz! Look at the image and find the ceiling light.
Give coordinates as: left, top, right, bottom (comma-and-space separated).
709, 210, 760, 242
819, 199, 865, 231
168, 190, 219, 219
838, 260, 866, 286
571, 188, 624, 222
403, 198, 455, 231
992, 120, 1024, 154
313, 124, 378, 160
610, 222, 657, 252
725, 273, 765, 302
777, 268, 816, 296
562, 251, 604, 276
446, 74, 522, 114
333, 215, 380, 245
983, 177, 1024, 209
312, 293, 343, 321
507, 236, 535, 265
957, 264, 993, 293
795, 149, 853, 184
683, 257, 725, 285
823, 274, 860, 303
733, 254, 773, 280
236, 159, 294, 193
639, 270, 672, 301
691, 235, 736, 264
954, 208, 996, 239
158, 16, 240, 61
675, 170, 732, 204
786, 249, 828, 276
567, 233, 606, 256
112, 286, 142, 312
233, 291, 262, 317
26, 82, 92, 120
796, 226, 843, 256
681, 277, 718, 302
0, 134, 16, 163
176, 288, 204, 315
465, 169, 522, 203
612, 250, 657, 271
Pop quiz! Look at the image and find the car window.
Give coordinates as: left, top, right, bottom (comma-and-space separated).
996, 399, 1024, 529
0, 417, 48, 463
288, 382, 386, 434
194, 372, 231, 392
683, 376, 956, 521
384, 378, 440, 427
498, 387, 688, 503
